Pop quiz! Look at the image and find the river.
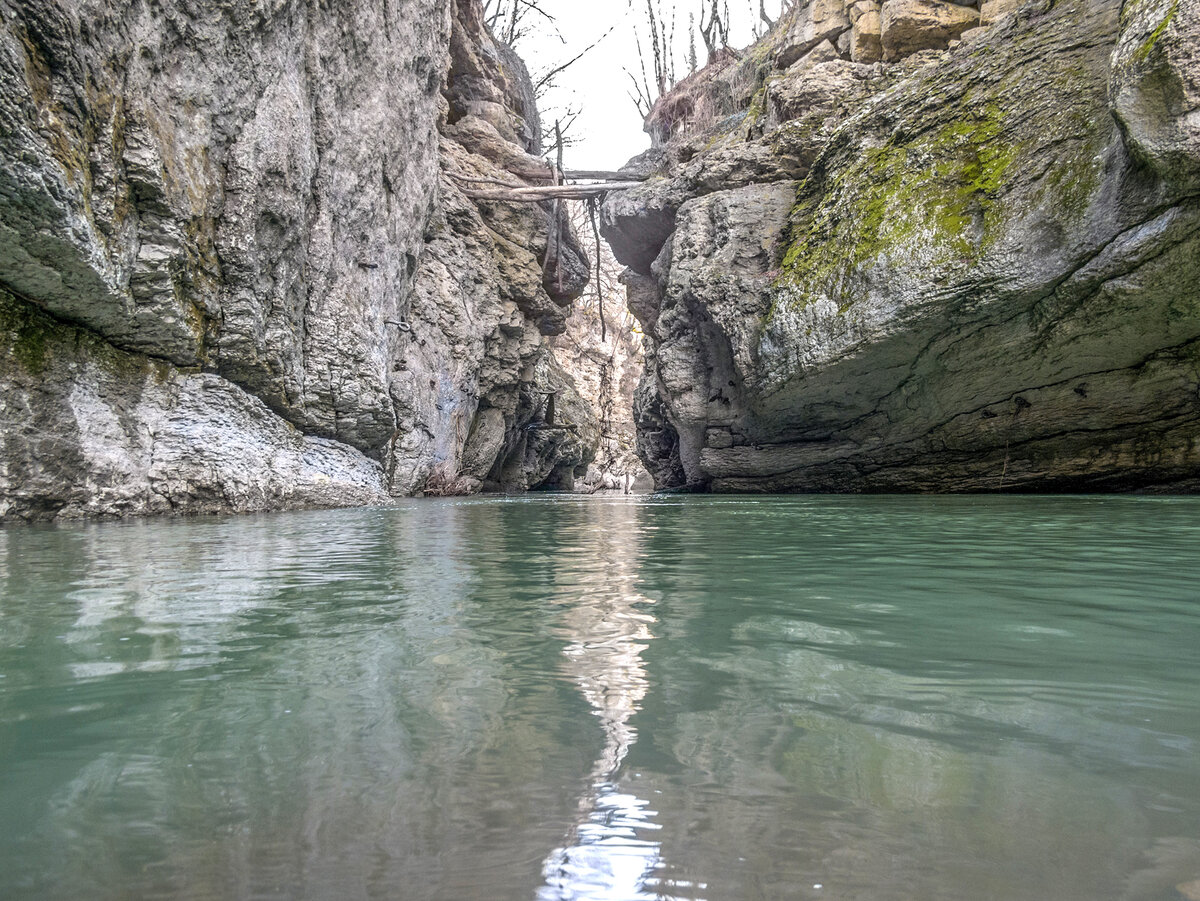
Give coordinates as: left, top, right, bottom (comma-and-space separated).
1, 495, 1198, 900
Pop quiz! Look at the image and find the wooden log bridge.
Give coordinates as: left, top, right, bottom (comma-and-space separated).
453, 120, 638, 343
451, 169, 646, 203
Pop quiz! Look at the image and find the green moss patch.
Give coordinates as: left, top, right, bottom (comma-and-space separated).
1, 290, 58, 375
773, 103, 1017, 316
1133, 0, 1178, 64
1, 288, 159, 383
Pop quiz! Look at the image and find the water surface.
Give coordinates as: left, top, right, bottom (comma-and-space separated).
1, 495, 1199, 900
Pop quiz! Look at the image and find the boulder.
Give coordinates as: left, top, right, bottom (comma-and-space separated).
881, 0, 981, 60
850, 0, 885, 63
776, 0, 853, 68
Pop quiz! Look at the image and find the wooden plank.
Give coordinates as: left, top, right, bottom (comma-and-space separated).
450, 169, 647, 187
562, 169, 649, 182
505, 167, 649, 183
461, 182, 644, 202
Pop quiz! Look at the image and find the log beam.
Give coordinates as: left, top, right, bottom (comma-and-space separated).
460, 182, 644, 202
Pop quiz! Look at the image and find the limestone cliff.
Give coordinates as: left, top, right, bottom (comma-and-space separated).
603, 0, 1200, 493
0, 0, 598, 519
552, 297, 653, 494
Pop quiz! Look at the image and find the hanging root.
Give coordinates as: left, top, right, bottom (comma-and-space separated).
588, 196, 606, 344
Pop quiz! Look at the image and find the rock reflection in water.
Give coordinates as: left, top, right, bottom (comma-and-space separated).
538, 505, 701, 901
3, 496, 1200, 901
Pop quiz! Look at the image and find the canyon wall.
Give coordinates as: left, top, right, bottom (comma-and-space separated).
0, 0, 599, 519
604, 0, 1200, 492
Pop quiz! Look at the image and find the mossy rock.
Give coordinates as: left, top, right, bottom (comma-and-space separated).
768, 7, 1119, 322
1, 287, 160, 382
773, 102, 1017, 314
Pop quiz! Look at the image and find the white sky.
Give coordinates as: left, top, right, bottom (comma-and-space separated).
517, 1, 790, 170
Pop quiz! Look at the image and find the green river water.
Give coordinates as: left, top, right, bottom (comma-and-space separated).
1, 495, 1198, 901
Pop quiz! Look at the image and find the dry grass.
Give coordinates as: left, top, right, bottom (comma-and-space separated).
421, 465, 476, 497
646, 48, 742, 144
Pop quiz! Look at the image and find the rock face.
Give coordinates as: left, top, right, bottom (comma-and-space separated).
0, 0, 598, 519
0, 290, 387, 518
604, 0, 1200, 493
386, 2, 597, 497
880, 0, 980, 60
551, 290, 653, 494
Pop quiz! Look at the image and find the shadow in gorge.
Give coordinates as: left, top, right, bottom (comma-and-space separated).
537, 499, 700, 901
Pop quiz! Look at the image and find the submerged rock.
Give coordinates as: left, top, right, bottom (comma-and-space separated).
603, 0, 1200, 494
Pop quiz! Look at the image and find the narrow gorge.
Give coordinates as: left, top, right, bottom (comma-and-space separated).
5, 6, 1200, 899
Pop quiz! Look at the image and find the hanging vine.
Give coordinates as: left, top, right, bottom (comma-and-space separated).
587, 195, 606, 344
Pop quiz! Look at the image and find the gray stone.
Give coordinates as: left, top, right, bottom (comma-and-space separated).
605, 0, 1200, 494
0, 0, 603, 519
1110, 0, 1200, 192
775, 0, 853, 68
0, 291, 387, 521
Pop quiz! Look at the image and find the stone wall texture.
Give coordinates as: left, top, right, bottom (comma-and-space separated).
0, 0, 600, 519
603, 0, 1200, 493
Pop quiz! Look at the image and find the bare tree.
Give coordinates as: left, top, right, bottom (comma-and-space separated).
747, 0, 773, 39
534, 21, 621, 99
484, 1, 629, 150
626, 0, 678, 117
483, 0, 558, 46
564, 201, 638, 345
626, 30, 657, 119
688, 12, 698, 72
648, 0, 678, 95
699, 0, 731, 59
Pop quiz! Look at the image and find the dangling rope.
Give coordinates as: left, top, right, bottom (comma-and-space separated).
588, 195, 606, 344
542, 121, 566, 293
554, 121, 565, 296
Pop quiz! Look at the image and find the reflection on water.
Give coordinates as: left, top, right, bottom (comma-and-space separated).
1, 496, 1200, 901
538, 504, 698, 901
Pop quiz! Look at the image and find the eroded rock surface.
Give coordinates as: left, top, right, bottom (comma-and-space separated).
0, 0, 599, 519
604, 0, 1200, 493
551, 295, 652, 494
0, 290, 388, 519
